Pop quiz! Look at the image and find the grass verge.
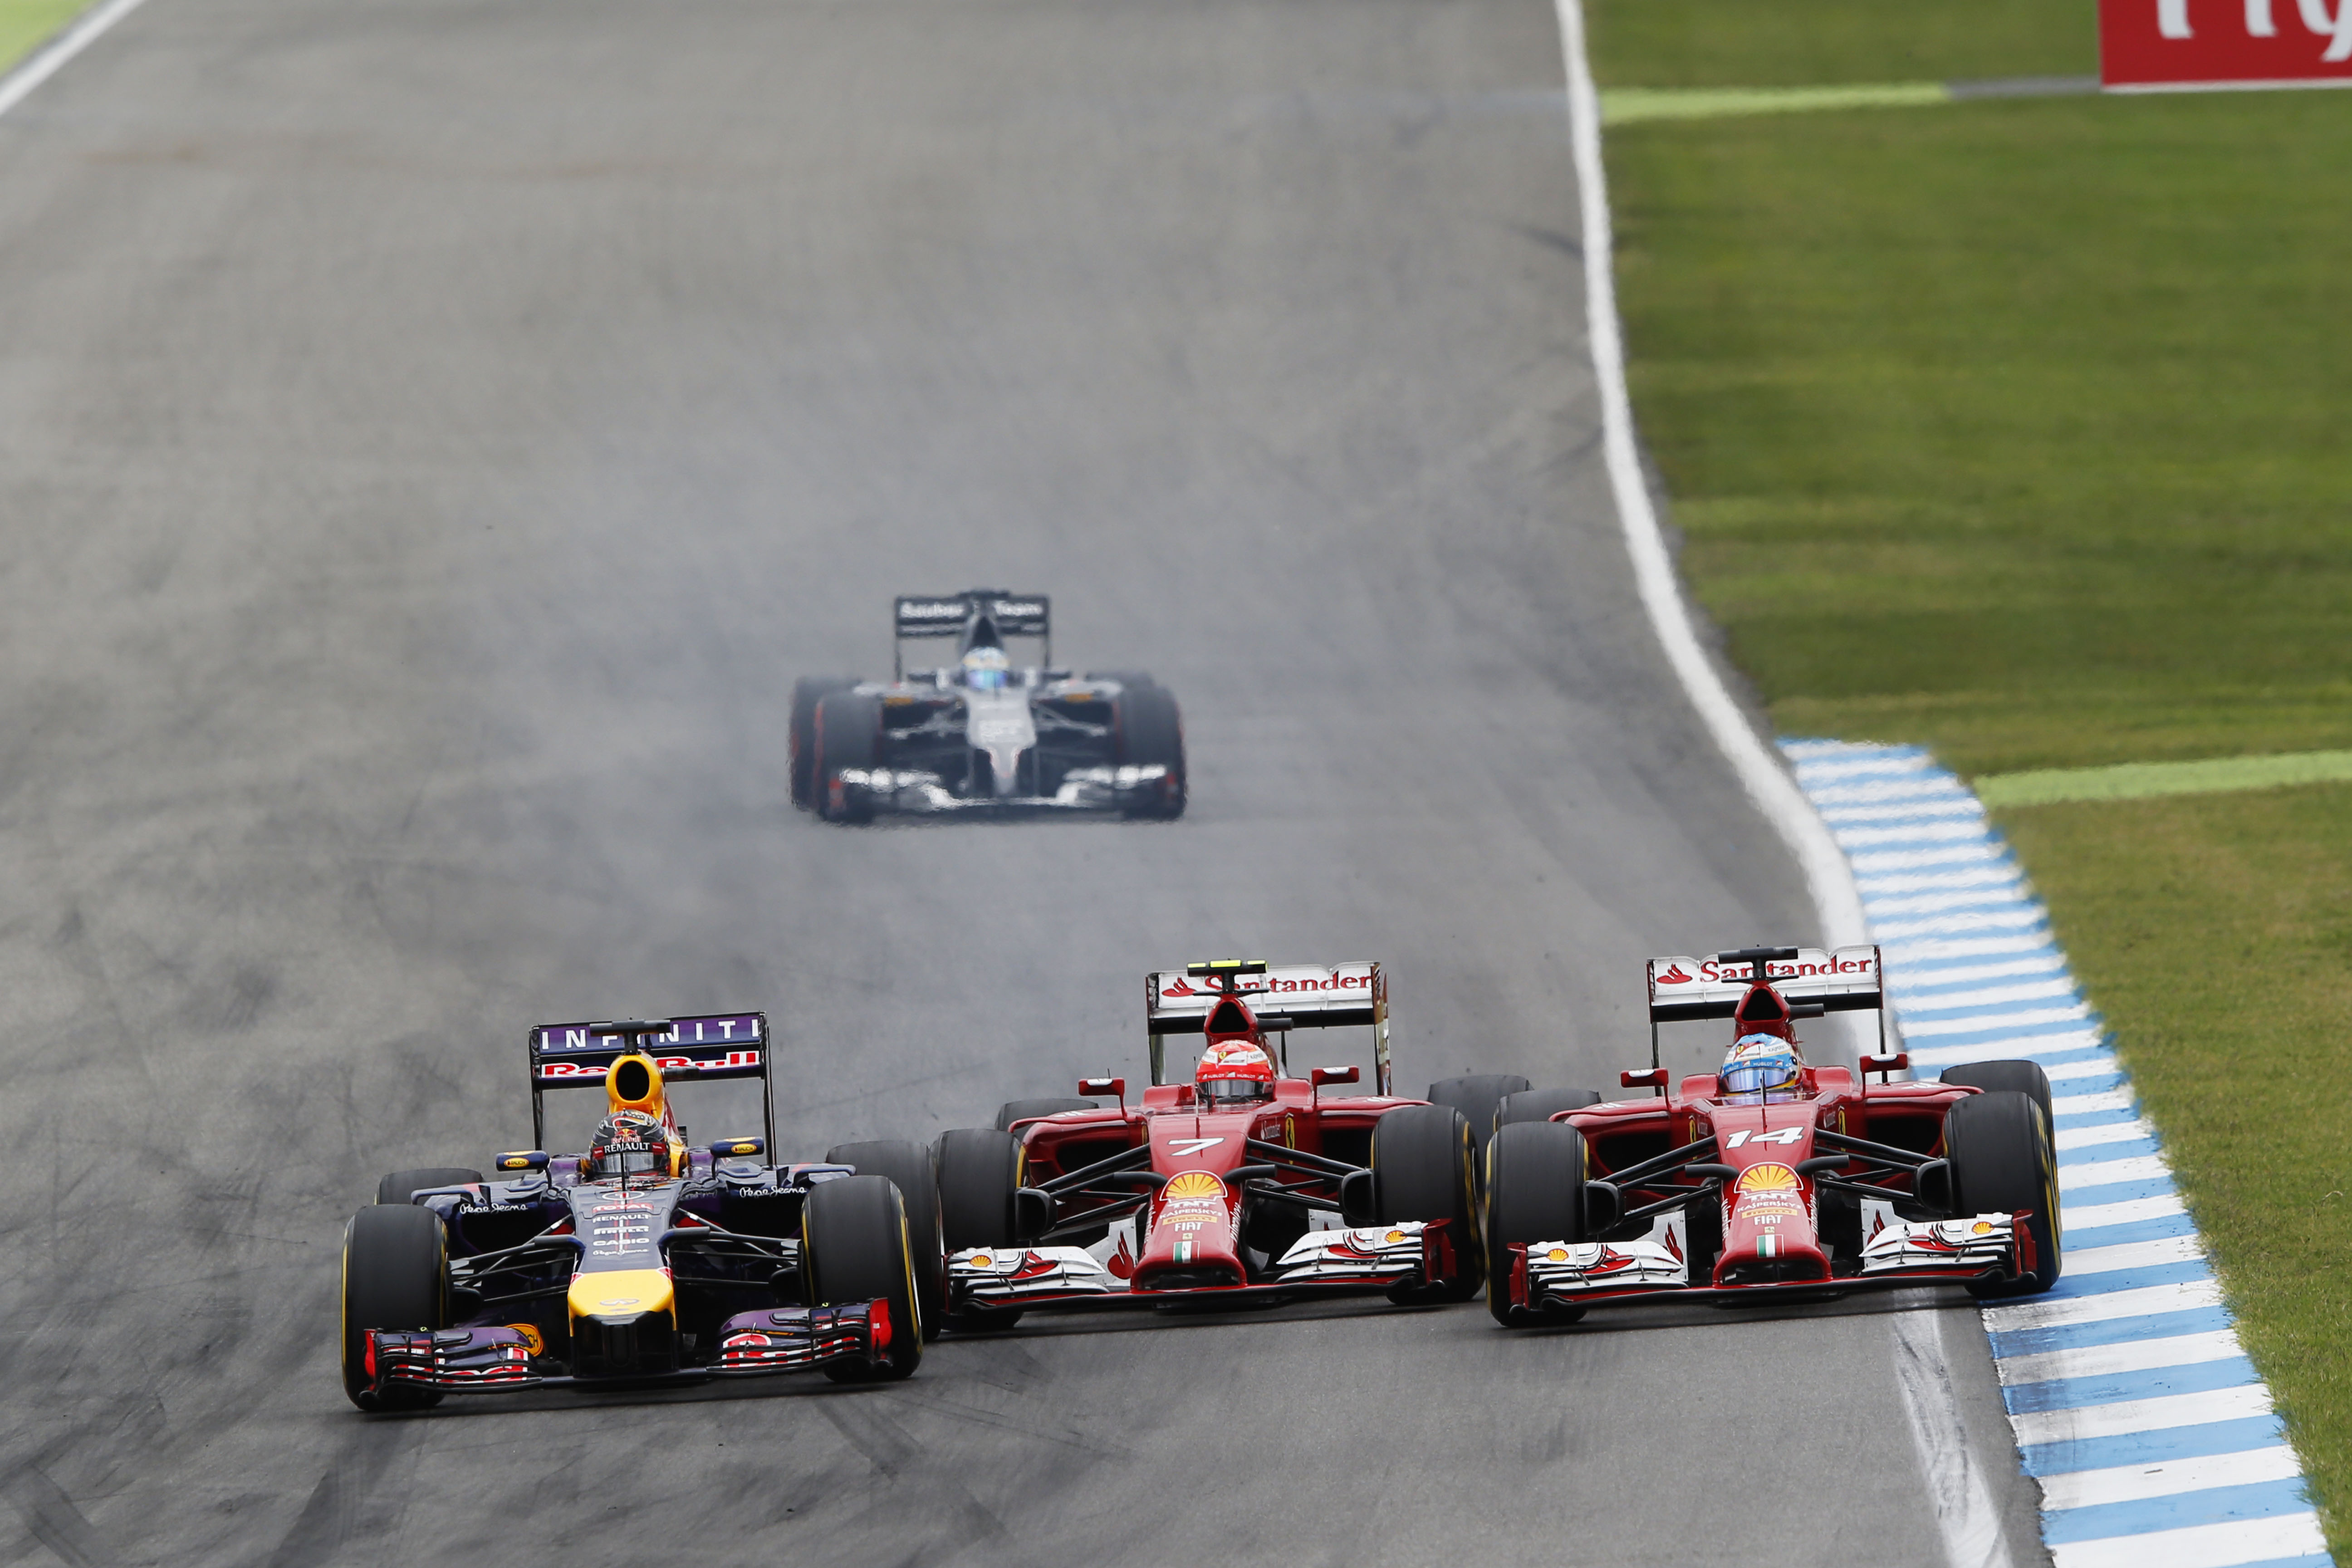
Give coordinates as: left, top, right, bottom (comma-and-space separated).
1589, 0, 2352, 1547
0, 0, 88, 74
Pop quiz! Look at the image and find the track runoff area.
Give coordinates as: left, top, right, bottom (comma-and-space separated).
1788, 741, 2328, 1568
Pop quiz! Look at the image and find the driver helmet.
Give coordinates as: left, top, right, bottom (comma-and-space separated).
1720, 1034, 1803, 1102
1196, 1040, 1277, 1108
960, 646, 1011, 691
588, 1110, 675, 1181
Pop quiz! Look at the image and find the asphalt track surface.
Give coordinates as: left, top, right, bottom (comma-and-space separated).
0, 0, 2046, 1563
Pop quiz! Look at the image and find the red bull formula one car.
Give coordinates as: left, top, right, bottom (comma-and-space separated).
929, 960, 1522, 1325
339, 1014, 938, 1410
1483, 946, 2061, 1325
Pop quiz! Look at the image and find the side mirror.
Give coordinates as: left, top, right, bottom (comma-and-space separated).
1078, 1076, 1126, 1107
1013, 1186, 1055, 1243
1338, 1169, 1379, 1227
494, 1150, 550, 1172
1858, 1052, 1909, 1083
1311, 1065, 1360, 1091
1914, 1159, 1952, 1215
1620, 1067, 1669, 1091
708, 1137, 765, 1159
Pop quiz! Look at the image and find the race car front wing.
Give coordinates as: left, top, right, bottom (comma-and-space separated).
361, 1303, 891, 1396
1513, 1212, 2025, 1313
945, 1221, 1445, 1312
830, 763, 1170, 816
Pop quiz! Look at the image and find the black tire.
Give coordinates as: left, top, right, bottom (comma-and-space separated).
1944, 1089, 2063, 1298
1369, 1103, 1482, 1301
993, 1098, 1098, 1132
935, 1128, 1023, 1253
1496, 1088, 1602, 1130
812, 691, 882, 823
341, 1204, 448, 1411
1941, 1060, 2054, 1127
1083, 670, 1157, 689
1483, 1120, 1588, 1326
826, 1141, 946, 1343
374, 1167, 482, 1205
790, 677, 857, 810
801, 1175, 924, 1382
1426, 1074, 1533, 1170
1112, 683, 1186, 820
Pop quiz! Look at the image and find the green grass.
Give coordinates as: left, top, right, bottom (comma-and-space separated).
1588, 0, 2352, 1548
0, 0, 87, 71
2003, 789, 2352, 1517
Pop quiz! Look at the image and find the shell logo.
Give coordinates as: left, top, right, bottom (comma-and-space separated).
1971, 1220, 1994, 1236
1164, 1171, 1226, 1200
1735, 1162, 1800, 1193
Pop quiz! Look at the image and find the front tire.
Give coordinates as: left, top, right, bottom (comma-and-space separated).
1483, 1120, 1588, 1326
1370, 1104, 1482, 1302
1941, 1060, 2054, 1126
341, 1204, 449, 1411
802, 1175, 924, 1382
826, 1141, 946, 1343
791, 677, 857, 809
1112, 684, 1186, 820
933, 1127, 1028, 1330
813, 691, 882, 823
1944, 1089, 2063, 1298
1496, 1088, 1601, 1129
1425, 1074, 1532, 1181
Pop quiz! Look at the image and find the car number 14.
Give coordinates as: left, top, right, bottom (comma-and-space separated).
1722, 1128, 1804, 1149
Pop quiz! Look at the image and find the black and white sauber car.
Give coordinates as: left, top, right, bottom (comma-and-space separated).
790, 590, 1185, 823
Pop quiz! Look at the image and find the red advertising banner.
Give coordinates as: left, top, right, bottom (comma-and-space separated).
2102, 0, 2352, 89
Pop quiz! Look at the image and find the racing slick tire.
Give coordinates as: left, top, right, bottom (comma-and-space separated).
933, 1127, 1027, 1330
1111, 683, 1186, 820
801, 1174, 925, 1382
1483, 1119, 1588, 1327
1369, 1103, 1483, 1303
812, 691, 883, 823
790, 676, 857, 810
827, 1141, 947, 1343
993, 1098, 1097, 1133
1426, 1075, 1532, 1182
1496, 1088, 1602, 1130
1944, 1088, 2063, 1299
1941, 1059, 2055, 1127
341, 1203, 449, 1412
374, 1167, 482, 1205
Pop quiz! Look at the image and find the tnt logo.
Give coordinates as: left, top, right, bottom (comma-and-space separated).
2106, 0, 2352, 85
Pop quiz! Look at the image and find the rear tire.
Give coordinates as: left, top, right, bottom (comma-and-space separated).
1425, 1074, 1532, 1178
790, 677, 857, 810
813, 691, 882, 823
993, 1098, 1098, 1133
374, 1168, 481, 1205
1483, 1120, 1588, 1326
802, 1175, 924, 1382
1941, 1060, 2054, 1126
1496, 1088, 1601, 1129
1944, 1089, 2063, 1298
1112, 684, 1186, 820
1370, 1104, 1482, 1302
341, 1204, 448, 1411
826, 1141, 946, 1343
932, 1128, 1027, 1331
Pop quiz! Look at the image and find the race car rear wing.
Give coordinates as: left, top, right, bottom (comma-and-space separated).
892, 590, 1051, 678
1143, 960, 1390, 1093
528, 1013, 773, 1150
1646, 946, 1883, 1024
1640, 945, 1889, 1077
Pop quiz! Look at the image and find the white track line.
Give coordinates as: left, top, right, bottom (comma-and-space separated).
0, 0, 153, 121
1553, 9, 2000, 1568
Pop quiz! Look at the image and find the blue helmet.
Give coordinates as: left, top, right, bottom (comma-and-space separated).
1721, 1034, 1801, 1097
960, 646, 1011, 691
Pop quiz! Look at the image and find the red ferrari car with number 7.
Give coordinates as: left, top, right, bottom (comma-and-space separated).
928, 960, 1520, 1326
1484, 945, 2062, 1326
